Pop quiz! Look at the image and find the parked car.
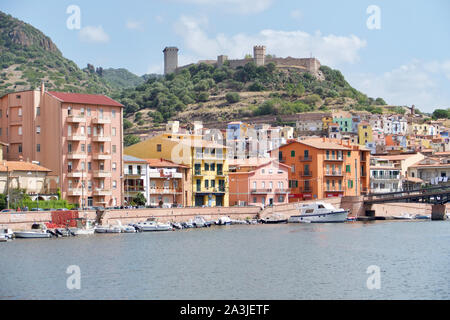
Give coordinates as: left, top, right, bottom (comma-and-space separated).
30, 208, 46, 211
1, 209, 15, 213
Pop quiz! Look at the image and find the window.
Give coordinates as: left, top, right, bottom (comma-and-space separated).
112, 162, 117, 171
253, 181, 257, 189
205, 163, 209, 171
68, 107, 72, 116
0, 128, 2, 136
87, 127, 91, 135
157, 144, 162, 152
348, 180, 353, 189
291, 150, 295, 157
205, 180, 209, 189
113, 181, 117, 189
36, 107, 40, 116
99, 108, 104, 119
37, 144, 40, 152
81, 144, 85, 152
88, 181, 92, 191
348, 151, 351, 157
36, 126, 41, 134
81, 108, 85, 116
0, 110, 2, 117
18, 144, 22, 153
346, 165, 351, 173
112, 110, 116, 119
68, 143, 72, 153
18, 108, 22, 116
80, 126, 85, 136
87, 108, 91, 116
211, 180, 215, 188
112, 127, 116, 136
112, 145, 117, 154
18, 127, 22, 135
87, 144, 91, 153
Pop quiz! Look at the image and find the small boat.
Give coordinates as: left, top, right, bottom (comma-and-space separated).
246, 219, 259, 225
0, 228, 14, 240
181, 221, 194, 228
393, 213, 414, 220
135, 220, 173, 232
193, 216, 207, 228
288, 202, 348, 223
171, 222, 183, 230
55, 228, 76, 237
414, 214, 431, 220
230, 219, 248, 225
72, 219, 96, 235
14, 223, 52, 239
115, 221, 137, 233
347, 216, 357, 222
94, 224, 122, 233
262, 214, 288, 224
0, 235, 9, 242
216, 216, 232, 225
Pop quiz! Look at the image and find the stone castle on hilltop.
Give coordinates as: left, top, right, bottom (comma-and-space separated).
163, 45, 322, 78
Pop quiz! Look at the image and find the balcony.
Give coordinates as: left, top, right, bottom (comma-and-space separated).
298, 156, 312, 162
275, 189, 290, 194
125, 170, 144, 177
125, 186, 145, 193
299, 171, 312, 177
67, 189, 83, 196
92, 153, 112, 160
251, 189, 272, 194
92, 117, 111, 124
149, 188, 182, 194
67, 171, 84, 178
93, 188, 112, 196
67, 116, 86, 123
324, 157, 344, 162
92, 135, 111, 142
325, 171, 343, 177
67, 152, 86, 160
93, 170, 112, 178
67, 135, 86, 141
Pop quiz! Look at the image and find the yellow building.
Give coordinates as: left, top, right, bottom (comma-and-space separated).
322, 116, 333, 130
124, 134, 229, 207
358, 121, 373, 146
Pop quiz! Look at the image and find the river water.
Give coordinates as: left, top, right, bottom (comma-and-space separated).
1, 220, 449, 300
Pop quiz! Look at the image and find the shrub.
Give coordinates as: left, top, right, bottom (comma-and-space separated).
225, 92, 240, 103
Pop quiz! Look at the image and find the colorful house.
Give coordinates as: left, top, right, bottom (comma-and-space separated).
358, 121, 373, 146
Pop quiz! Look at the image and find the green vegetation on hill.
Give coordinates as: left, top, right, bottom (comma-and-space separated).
0, 11, 112, 95
115, 61, 389, 125
101, 68, 145, 90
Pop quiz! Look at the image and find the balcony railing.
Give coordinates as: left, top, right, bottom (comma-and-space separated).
67, 135, 86, 141
93, 170, 112, 178
92, 117, 111, 124
325, 157, 344, 161
67, 189, 83, 196
299, 171, 312, 177
251, 189, 272, 194
275, 189, 290, 194
93, 188, 112, 196
325, 171, 343, 176
93, 153, 111, 160
92, 135, 111, 142
371, 175, 400, 180
67, 152, 86, 159
67, 115, 86, 123
67, 170, 84, 178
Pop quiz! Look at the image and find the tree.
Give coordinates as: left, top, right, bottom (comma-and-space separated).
225, 92, 240, 103
432, 109, 450, 119
123, 119, 133, 130
133, 193, 146, 206
0, 194, 6, 210
375, 97, 387, 105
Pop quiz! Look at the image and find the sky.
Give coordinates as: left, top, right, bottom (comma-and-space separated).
1, 0, 450, 112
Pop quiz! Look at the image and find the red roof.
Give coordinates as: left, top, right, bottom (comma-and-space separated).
48, 91, 123, 107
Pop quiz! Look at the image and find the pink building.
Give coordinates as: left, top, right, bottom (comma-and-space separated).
0, 84, 124, 208
229, 158, 290, 207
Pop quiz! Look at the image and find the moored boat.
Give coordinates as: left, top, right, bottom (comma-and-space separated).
14, 223, 52, 239
393, 213, 414, 220
288, 202, 348, 223
134, 220, 173, 232
262, 214, 288, 224
216, 216, 231, 225
0, 228, 14, 240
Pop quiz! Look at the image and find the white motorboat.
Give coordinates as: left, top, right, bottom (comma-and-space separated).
288, 202, 348, 223
193, 216, 207, 228
0, 228, 14, 240
262, 213, 288, 224
94, 224, 121, 233
14, 223, 52, 239
115, 220, 137, 233
135, 220, 173, 232
393, 213, 414, 220
72, 219, 96, 235
216, 216, 232, 225
0, 235, 8, 242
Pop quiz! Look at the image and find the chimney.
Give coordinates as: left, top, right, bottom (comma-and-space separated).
40, 81, 45, 95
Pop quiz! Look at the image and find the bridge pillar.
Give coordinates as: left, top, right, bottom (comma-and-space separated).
431, 204, 446, 221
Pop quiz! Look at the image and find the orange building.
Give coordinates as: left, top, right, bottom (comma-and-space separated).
0, 84, 124, 208
273, 138, 370, 201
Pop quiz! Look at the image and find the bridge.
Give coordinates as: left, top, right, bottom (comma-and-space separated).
364, 185, 450, 206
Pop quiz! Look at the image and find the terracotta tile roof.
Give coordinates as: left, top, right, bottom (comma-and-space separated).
145, 158, 188, 168
48, 91, 123, 107
0, 161, 51, 172
376, 153, 421, 161
296, 138, 352, 150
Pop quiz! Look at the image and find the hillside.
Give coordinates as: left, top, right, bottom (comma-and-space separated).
101, 68, 145, 90
115, 62, 391, 138
0, 11, 112, 95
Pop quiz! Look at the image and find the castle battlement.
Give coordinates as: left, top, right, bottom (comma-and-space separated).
163, 45, 321, 77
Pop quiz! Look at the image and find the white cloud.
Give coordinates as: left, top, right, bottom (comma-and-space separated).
173, 15, 367, 67
347, 59, 450, 112
79, 25, 109, 43
126, 20, 144, 31
170, 0, 273, 14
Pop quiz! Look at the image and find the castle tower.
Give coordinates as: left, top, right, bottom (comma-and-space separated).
163, 46, 179, 75
253, 45, 266, 66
